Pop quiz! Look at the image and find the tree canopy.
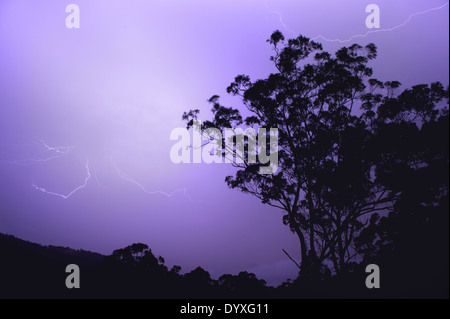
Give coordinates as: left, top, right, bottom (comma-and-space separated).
183, 30, 449, 277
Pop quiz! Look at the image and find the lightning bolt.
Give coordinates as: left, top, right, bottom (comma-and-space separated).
264, 0, 297, 37
312, 2, 450, 43
110, 157, 205, 203
6, 139, 75, 165
6, 138, 204, 203
36, 139, 72, 154
265, 1, 449, 43
32, 160, 92, 199
93, 171, 110, 190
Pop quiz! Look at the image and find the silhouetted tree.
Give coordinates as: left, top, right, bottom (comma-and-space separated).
355, 85, 449, 297
218, 271, 268, 297
170, 265, 182, 274
182, 30, 449, 277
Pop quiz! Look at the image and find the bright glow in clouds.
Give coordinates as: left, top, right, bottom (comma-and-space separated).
0, 0, 448, 286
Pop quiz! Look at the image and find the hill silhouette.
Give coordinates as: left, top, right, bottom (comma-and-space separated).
1, 232, 447, 298
0, 233, 274, 298
0, 233, 103, 298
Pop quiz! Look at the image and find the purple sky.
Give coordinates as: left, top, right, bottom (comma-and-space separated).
0, 0, 448, 286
